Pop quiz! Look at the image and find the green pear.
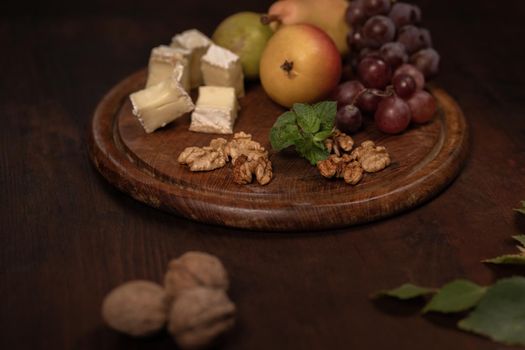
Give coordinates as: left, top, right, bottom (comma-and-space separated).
212, 12, 273, 80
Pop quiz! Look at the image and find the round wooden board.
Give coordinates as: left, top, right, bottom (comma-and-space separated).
89, 70, 468, 231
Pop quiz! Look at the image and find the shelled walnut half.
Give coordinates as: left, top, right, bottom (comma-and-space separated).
351, 140, 391, 173
178, 138, 228, 171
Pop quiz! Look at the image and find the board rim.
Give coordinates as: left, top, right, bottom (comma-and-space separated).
88, 69, 469, 231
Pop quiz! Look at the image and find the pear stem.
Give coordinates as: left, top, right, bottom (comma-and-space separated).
261, 14, 281, 25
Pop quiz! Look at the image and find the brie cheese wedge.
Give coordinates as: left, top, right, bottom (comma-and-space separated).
130, 76, 195, 134
190, 86, 238, 134
171, 29, 211, 89
201, 44, 245, 97
146, 45, 191, 91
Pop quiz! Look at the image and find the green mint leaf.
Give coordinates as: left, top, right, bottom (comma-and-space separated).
374, 283, 435, 300
313, 130, 333, 143
515, 201, 525, 215
483, 254, 525, 265
270, 124, 302, 152
513, 235, 525, 247
423, 279, 487, 314
295, 137, 329, 165
458, 277, 525, 346
313, 101, 337, 131
313, 139, 327, 150
293, 103, 321, 134
303, 147, 330, 165
272, 111, 297, 129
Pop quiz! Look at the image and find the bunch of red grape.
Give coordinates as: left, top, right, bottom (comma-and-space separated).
333, 0, 440, 135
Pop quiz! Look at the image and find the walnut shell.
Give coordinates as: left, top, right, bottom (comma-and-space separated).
101, 280, 169, 337
168, 287, 236, 349
164, 251, 229, 298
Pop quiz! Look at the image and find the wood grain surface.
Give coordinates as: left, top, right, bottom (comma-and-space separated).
90, 70, 468, 230
1, 0, 525, 349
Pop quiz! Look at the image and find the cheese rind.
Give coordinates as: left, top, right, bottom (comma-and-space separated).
189, 86, 238, 134
201, 44, 245, 97
130, 76, 195, 134
171, 29, 211, 89
146, 45, 191, 91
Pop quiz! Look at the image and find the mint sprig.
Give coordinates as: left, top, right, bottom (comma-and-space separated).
269, 101, 336, 165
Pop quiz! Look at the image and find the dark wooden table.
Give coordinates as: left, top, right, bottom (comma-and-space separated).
1, 1, 524, 349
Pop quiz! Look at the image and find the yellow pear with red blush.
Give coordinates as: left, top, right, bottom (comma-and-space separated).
259, 24, 342, 108
263, 0, 350, 55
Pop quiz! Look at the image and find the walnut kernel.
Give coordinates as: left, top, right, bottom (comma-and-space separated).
224, 132, 267, 162
351, 141, 391, 173
232, 155, 273, 185
178, 138, 229, 172
101, 280, 169, 337
343, 161, 364, 185
333, 130, 354, 152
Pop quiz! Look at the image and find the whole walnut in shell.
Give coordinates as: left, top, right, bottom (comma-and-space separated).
168, 287, 236, 349
101, 280, 169, 337
164, 251, 229, 298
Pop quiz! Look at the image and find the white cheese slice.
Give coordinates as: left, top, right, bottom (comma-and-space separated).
190, 86, 238, 134
171, 29, 211, 89
146, 45, 191, 92
130, 76, 195, 134
201, 44, 245, 97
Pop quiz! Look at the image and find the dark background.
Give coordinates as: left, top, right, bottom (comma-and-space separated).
1, 0, 524, 349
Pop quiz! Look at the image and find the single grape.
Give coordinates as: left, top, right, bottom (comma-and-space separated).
362, 15, 396, 48
392, 74, 416, 99
359, 48, 381, 61
375, 96, 412, 134
407, 90, 437, 124
336, 105, 363, 134
419, 28, 433, 48
346, 0, 367, 27
394, 64, 425, 91
356, 89, 384, 114
332, 80, 366, 108
347, 30, 368, 51
388, 3, 421, 28
357, 57, 392, 89
410, 48, 440, 78
397, 25, 427, 54
379, 42, 408, 69
363, 0, 391, 17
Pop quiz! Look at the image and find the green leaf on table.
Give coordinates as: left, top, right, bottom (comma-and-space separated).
423, 279, 487, 314
514, 201, 525, 215
374, 283, 435, 300
458, 277, 525, 346
512, 235, 525, 247
313, 101, 337, 131
293, 103, 321, 134
483, 254, 525, 265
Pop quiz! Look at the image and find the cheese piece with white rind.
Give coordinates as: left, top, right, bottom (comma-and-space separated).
190, 86, 238, 134
171, 29, 211, 89
130, 76, 195, 134
201, 44, 245, 97
146, 45, 191, 91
